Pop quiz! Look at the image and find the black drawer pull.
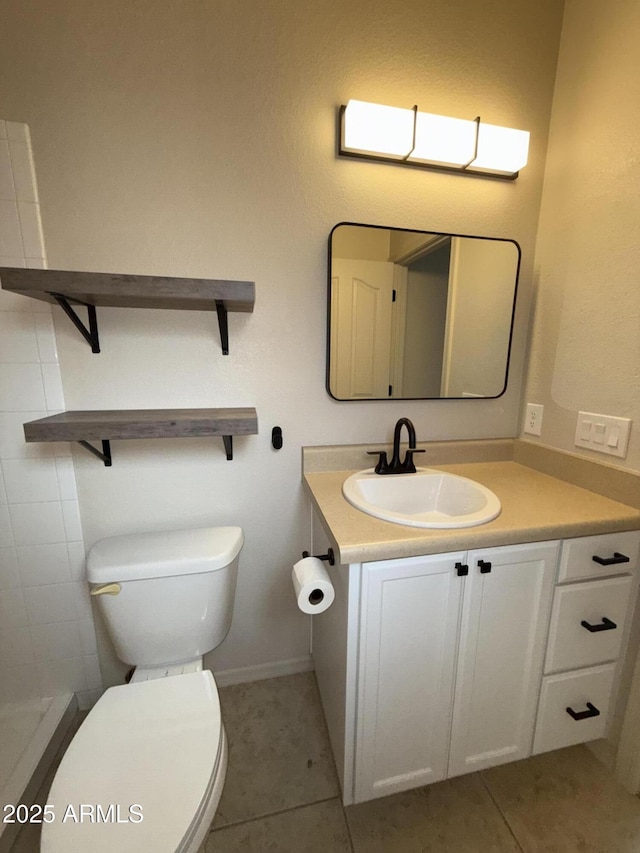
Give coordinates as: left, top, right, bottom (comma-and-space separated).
566, 702, 600, 721
592, 552, 629, 566
455, 562, 469, 577
478, 560, 492, 574
581, 617, 617, 633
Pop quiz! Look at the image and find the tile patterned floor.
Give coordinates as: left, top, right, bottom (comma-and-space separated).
11, 671, 640, 852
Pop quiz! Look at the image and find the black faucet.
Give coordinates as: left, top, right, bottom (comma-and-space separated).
367, 417, 425, 475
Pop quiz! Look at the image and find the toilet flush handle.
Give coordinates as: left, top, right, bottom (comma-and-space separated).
90, 582, 122, 596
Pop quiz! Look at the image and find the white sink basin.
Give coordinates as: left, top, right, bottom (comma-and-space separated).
342, 467, 501, 529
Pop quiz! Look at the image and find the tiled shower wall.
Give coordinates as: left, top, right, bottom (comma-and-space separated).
0, 119, 101, 709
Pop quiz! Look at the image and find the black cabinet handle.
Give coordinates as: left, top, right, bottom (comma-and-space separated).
478, 560, 492, 574
592, 552, 629, 566
455, 562, 469, 577
581, 617, 617, 633
566, 702, 600, 721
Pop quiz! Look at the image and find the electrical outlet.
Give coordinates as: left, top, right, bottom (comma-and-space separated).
524, 403, 544, 436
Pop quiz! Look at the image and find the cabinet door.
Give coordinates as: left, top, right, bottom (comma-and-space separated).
355, 553, 465, 803
448, 541, 559, 778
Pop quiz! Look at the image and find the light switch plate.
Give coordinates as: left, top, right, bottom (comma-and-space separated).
574, 411, 632, 458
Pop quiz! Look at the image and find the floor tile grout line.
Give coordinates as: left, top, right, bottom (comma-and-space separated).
478, 770, 527, 853
207, 795, 343, 835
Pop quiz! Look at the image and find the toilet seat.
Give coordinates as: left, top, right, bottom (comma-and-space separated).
41, 670, 225, 853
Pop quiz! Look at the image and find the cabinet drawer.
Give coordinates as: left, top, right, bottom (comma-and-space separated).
533, 664, 615, 755
545, 576, 633, 673
559, 531, 640, 582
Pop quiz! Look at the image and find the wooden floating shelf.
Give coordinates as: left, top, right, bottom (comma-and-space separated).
23, 408, 258, 465
0, 267, 255, 355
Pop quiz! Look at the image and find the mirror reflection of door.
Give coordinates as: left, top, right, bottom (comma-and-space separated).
328, 224, 520, 401
330, 260, 408, 398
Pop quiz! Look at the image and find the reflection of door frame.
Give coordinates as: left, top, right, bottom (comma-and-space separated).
440, 238, 460, 396
389, 265, 407, 398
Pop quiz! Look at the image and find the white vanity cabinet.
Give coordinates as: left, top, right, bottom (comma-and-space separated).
533, 530, 640, 756
310, 515, 640, 806
357, 542, 558, 802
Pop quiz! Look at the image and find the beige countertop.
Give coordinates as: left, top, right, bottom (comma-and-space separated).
304, 460, 640, 564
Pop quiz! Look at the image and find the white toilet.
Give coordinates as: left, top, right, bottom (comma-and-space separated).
41, 525, 244, 853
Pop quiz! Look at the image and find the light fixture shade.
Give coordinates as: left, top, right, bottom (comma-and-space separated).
338, 100, 530, 178
409, 112, 478, 167
468, 124, 530, 175
342, 99, 415, 159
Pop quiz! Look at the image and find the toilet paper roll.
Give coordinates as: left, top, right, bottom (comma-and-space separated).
292, 557, 335, 615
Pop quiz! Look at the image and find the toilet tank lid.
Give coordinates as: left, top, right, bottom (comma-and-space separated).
87, 526, 244, 583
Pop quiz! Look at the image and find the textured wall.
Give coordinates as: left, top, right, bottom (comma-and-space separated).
524, 0, 640, 472
0, 0, 564, 684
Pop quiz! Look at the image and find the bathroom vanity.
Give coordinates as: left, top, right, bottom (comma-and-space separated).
303, 443, 640, 805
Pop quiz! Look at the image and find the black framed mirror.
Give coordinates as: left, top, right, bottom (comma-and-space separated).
327, 223, 521, 401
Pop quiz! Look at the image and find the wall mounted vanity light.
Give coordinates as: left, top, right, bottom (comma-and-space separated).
338, 99, 530, 179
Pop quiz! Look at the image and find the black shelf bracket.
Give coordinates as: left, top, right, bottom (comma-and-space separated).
48, 292, 100, 353
223, 435, 233, 460
216, 299, 229, 355
77, 439, 112, 466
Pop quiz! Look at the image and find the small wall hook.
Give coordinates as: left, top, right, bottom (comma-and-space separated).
302, 548, 335, 566
272, 426, 283, 450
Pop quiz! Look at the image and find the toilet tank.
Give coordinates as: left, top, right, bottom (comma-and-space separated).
87, 526, 243, 667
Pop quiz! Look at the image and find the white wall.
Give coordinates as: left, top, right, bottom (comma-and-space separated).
0, 0, 565, 685
524, 0, 640, 473
0, 120, 100, 708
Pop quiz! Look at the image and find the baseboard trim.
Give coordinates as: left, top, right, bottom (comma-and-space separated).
213, 655, 314, 687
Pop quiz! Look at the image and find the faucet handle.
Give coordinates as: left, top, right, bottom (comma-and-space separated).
401, 448, 425, 474
367, 450, 390, 474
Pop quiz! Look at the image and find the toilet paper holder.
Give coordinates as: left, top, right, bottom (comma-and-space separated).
302, 548, 335, 566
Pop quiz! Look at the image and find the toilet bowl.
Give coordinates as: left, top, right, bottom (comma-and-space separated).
40, 526, 243, 853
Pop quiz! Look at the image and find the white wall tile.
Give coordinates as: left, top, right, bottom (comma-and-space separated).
34, 313, 58, 362
75, 688, 103, 710
8, 140, 38, 203
72, 581, 92, 620
0, 587, 26, 627
78, 618, 98, 656
0, 363, 46, 411
17, 542, 71, 586
55, 457, 77, 501
37, 657, 87, 696
9, 501, 66, 546
0, 140, 16, 200
24, 582, 77, 625
0, 664, 40, 703
2, 457, 60, 503
0, 115, 101, 703
83, 654, 102, 690
66, 541, 86, 582
0, 625, 34, 666
30, 621, 81, 662
0, 199, 24, 255
5, 122, 29, 143
0, 311, 39, 362
0, 547, 20, 588
41, 363, 65, 410
25, 256, 47, 270
61, 500, 83, 541
16, 201, 45, 258
0, 505, 13, 547
0, 411, 52, 459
